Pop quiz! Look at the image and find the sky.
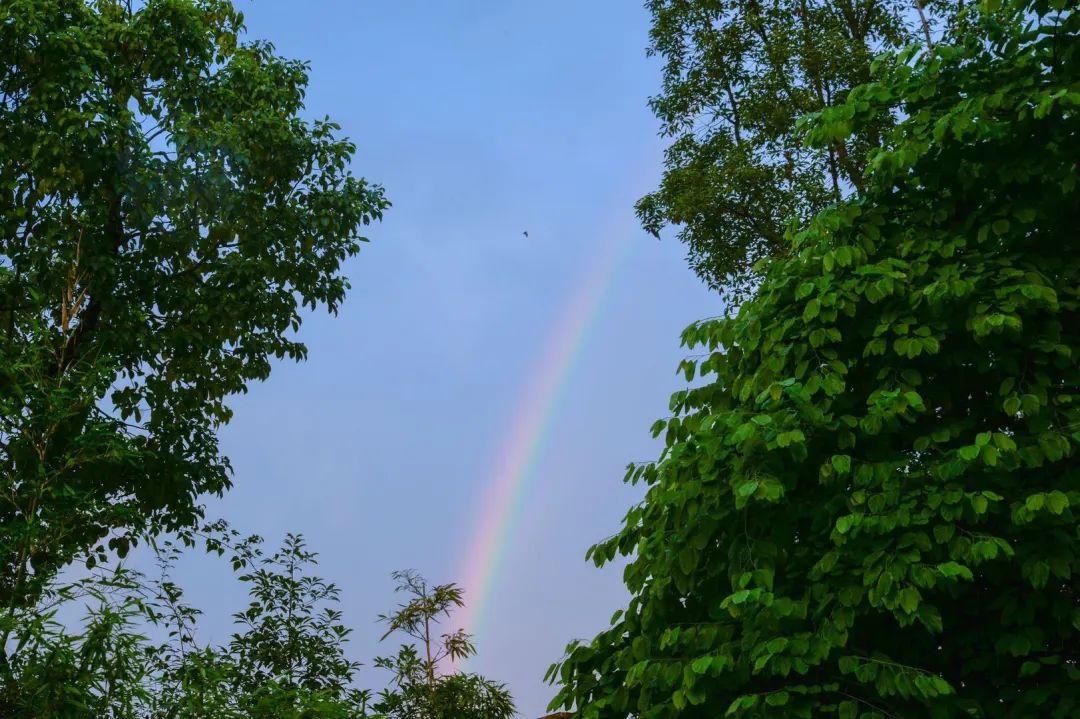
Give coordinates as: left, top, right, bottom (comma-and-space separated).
164, 2, 721, 716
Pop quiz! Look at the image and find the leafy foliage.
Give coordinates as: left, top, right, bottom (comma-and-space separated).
0, 537, 518, 719
0, 566, 155, 717
551, 2, 1079, 716
637, 0, 959, 297
0, 0, 386, 604
0, 532, 370, 718
226, 534, 370, 718
365, 570, 515, 719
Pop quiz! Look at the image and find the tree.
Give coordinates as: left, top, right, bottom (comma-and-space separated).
367, 570, 515, 719
0, 565, 155, 717
0, 0, 386, 607
226, 534, 369, 718
0, 532, 371, 718
636, 0, 960, 298
550, 2, 1078, 716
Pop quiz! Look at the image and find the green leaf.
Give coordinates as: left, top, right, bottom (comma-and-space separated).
1046, 491, 1069, 515
937, 562, 974, 581
972, 494, 989, 514
899, 586, 920, 613
958, 445, 980, 461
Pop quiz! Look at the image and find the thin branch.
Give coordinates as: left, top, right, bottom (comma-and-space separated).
914, 0, 935, 49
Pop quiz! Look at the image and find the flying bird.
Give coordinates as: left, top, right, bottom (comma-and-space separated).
522, 230, 529, 238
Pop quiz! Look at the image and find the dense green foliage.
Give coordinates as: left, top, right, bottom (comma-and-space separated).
637, 0, 960, 297
551, 2, 1078, 716
0, 0, 386, 605
368, 571, 516, 719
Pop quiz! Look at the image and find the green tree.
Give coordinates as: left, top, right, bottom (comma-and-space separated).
226, 534, 369, 718
551, 2, 1078, 717
0, 0, 386, 608
0, 532, 371, 718
367, 570, 515, 719
637, 0, 960, 298
0, 565, 155, 717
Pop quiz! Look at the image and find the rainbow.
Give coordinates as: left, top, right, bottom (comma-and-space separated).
456, 228, 627, 645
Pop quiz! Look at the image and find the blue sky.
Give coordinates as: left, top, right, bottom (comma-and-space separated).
169, 1, 721, 715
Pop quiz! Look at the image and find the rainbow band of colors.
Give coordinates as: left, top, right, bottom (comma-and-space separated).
456, 230, 627, 644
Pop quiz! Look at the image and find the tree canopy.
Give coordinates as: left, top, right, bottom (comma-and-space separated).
0, 0, 386, 605
551, 1, 1078, 716
637, 0, 961, 298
